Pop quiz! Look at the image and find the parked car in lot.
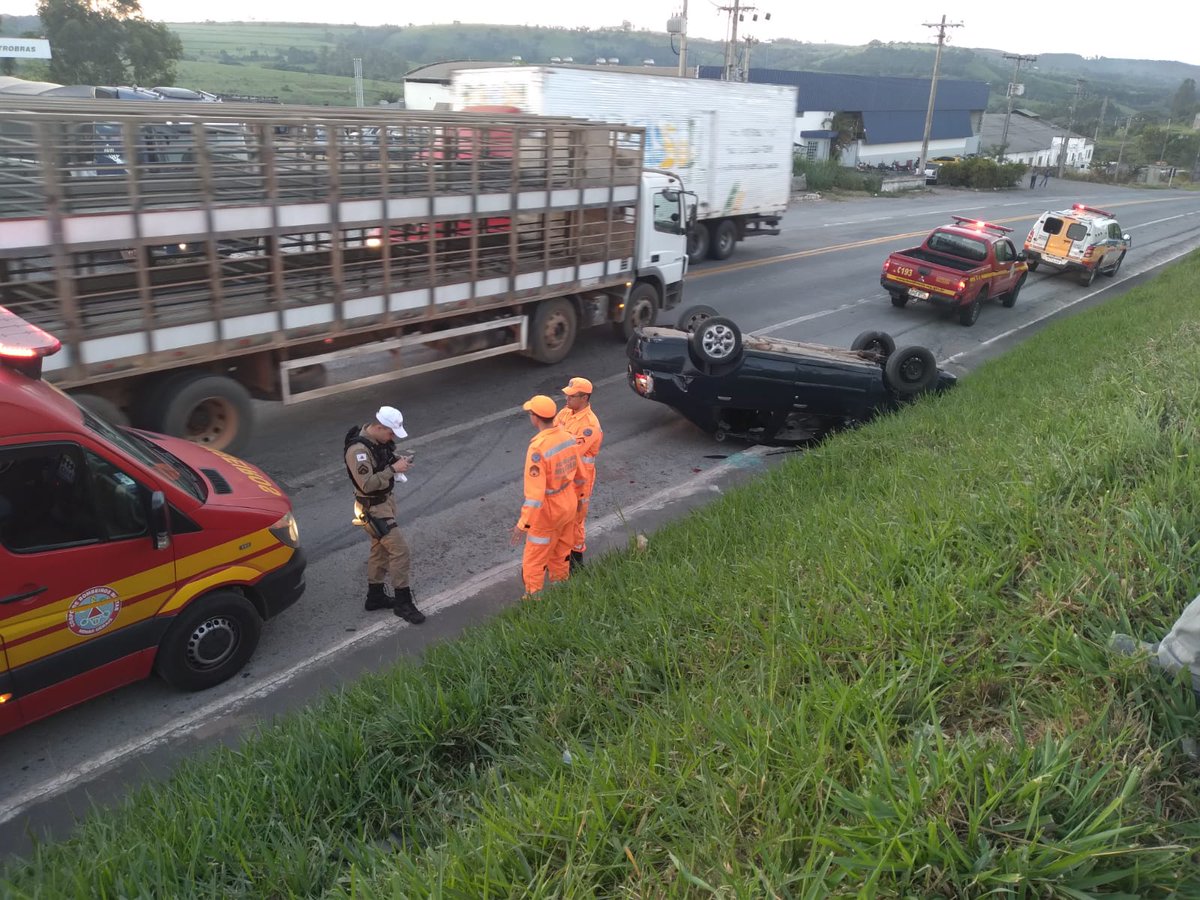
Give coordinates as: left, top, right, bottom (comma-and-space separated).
626, 306, 957, 445
1023, 204, 1131, 286
881, 216, 1028, 326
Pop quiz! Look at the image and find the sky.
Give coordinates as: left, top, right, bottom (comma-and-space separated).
5, 1, 1199, 67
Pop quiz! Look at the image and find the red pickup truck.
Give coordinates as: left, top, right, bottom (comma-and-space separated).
880, 216, 1029, 326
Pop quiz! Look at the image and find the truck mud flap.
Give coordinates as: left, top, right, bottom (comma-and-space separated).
278, 315, 528, 403
743, 216, 782, 238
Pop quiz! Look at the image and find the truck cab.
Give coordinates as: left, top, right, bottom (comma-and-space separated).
0, 307, 305, 736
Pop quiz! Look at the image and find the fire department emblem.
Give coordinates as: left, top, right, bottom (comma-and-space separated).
67, 587, 122, 636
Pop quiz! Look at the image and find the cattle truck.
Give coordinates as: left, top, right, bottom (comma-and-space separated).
450, 65, 797, 264
0, 98, 690, 453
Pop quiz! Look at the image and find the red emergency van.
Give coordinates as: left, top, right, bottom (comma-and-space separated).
0, 307, 305, 736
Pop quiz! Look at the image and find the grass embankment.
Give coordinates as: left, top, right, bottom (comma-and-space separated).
5, 257, 1200, 895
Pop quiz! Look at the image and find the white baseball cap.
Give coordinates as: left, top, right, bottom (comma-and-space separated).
375, 406, 407, 439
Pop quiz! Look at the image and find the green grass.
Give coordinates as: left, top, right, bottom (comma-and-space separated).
4, 255, 1200, 895
173, 60, 401, 106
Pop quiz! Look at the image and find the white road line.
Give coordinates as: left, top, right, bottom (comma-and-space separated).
0, 445, 770, 827
942, 244, 1200, 365
753, 296, 876, 335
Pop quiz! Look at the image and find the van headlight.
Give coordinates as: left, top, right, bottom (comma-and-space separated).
269, 511, 300, 548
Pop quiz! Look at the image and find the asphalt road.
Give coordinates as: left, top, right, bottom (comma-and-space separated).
2, 182, 1198, 856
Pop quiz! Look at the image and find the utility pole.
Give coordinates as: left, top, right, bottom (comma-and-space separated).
718, 1, 767, 81
997, 52, 1037, 161
917, 15, 963, 173
1160, 117, 1172, 162
676, 0, 688, 77
1116, 114, 1133, 174
1093, 95, 1108, 143
353, 57, 364, 108
742, 35, 759, 82
1056, 78, 1085, 178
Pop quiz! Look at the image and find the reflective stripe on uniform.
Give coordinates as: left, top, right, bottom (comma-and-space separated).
545, 484, 570, 496
582, 455, 596, 463
527, 534, 551, 545
542, 438, 578, 459
523, 499, 543, 508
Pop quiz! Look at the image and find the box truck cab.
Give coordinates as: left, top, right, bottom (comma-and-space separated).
0, 307, 305, 737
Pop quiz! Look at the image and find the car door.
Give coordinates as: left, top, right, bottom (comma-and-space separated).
992, 238, 1019, 292
0, 440, 177, 725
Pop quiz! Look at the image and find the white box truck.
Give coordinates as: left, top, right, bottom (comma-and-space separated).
451, 67, 797, 264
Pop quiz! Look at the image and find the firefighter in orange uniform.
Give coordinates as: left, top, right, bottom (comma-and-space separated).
554, 376, 603, 569
510, 394, 585, 596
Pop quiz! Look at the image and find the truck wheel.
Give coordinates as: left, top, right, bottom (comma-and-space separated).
527, 298, 578, 365
614, 282, 659, 341
73, 393, 130, 427
686, 222, 709, 264
890, 293, 909, 308
1078, 267, 1096, 287
884, 346, 938, 395
155, 590, 263, 692
1001, 274, 1026, 308
958, 290, 984, 327
850, 330, 895, 359
689, 316, 743, 369
707, 220, 738, 261
675, 304, 720, 334
145, 372, 255, 454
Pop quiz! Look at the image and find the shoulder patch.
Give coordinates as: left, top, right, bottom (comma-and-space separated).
583, 428, 593, 436
357, 464, 370, 475
528, 465, 540, 477
531, 451, 542, 463
355, 452, 369, 462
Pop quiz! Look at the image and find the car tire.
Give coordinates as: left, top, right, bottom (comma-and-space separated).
958, 290, 984, 327
686, 222, 709, 265
155, 590, 263, 692
1104, 252, 1124, 277
707, 220, 738, 261
850, 330, 896, 359
890, 293, 908, 308
614, 282, 659, 341
1001, 274, 1026, 308
689, 316, 743, 369
884, 346, 938, 395
676, 304, 720, 334
142, 371, 255, 454
527, 297, 578, 364
1078, 266, 1096, 287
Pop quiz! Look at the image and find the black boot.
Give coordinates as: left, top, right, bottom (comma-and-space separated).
393, 586, 426, 624
364, 583, 394, 611
569, 550, 584, 571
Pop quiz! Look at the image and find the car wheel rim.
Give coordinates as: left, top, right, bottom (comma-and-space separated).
702, 326, 736, 359
899, 358, 924, 383
186, 615, 239, 671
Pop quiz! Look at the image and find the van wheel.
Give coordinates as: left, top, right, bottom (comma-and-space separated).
155, 591, 262, 691
1078, 267, 1096, 287
73, 393, 130, 427
1104, 252, 1124, 277
614, 282, 659, 341
1026, 258, 1039, 272
686, 222, 709, 264
1001, 274, 1026, 308
142, 372, 254, 455
707, 220, 738, 261
527, 298, 578, 364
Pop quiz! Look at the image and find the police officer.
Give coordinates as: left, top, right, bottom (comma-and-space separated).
510, 395, 584, 596
344, 406, 425, 624
554, 376, 603, 569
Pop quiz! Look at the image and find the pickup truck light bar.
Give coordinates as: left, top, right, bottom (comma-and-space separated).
949, 215, 1012, 235
0, 305, 62, 379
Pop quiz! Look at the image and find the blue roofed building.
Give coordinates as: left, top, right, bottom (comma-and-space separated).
697, 68, 990, 169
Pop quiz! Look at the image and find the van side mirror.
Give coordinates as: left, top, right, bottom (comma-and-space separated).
150, 490, 171, 550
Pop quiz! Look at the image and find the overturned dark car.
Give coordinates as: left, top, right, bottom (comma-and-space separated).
626, 306, 957, 445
